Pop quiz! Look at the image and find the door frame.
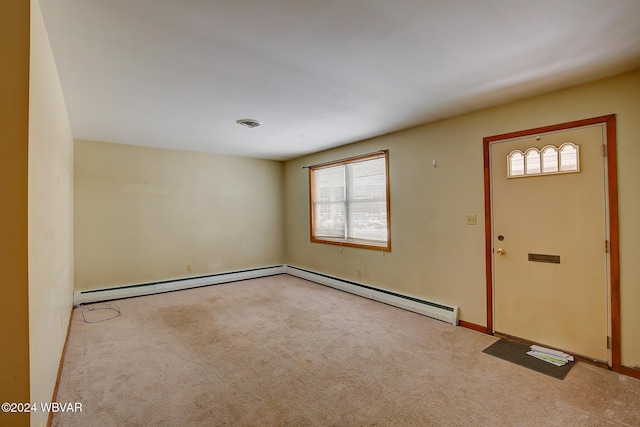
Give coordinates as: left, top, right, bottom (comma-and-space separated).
483, 114, 621, 371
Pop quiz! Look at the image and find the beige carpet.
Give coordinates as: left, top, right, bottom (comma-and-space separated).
53, 275, 640, 426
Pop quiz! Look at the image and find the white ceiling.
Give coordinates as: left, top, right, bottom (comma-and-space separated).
39, 0, 640, 160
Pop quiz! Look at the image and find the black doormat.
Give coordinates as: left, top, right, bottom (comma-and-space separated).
482, 338, 574, 380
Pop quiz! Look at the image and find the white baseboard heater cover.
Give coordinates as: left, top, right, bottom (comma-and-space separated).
285, 265, 459, 325
74, 264, 459, 326
73, 265, 286, 306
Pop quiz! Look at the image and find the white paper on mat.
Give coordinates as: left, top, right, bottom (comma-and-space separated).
530, 344, 574, 362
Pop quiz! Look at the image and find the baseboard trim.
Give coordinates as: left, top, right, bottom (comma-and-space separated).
73, 265, 286, 306
48, 306, 73, 427
620, 366, 640, 380
458, 320, 487, 333
285, 265, 458, 325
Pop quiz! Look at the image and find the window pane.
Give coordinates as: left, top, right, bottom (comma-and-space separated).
509, 151, 524, 176
314, 202, 345, 238
348, 157, 386, 201
525, 149, 541, 174
560, 144, 578, 171
313, 165, 345, 238
507, 143, 579, 179
348, 157, 386, 242
314, 165, 345, 203
542, 146, 558, 173
348, 200, 387, 241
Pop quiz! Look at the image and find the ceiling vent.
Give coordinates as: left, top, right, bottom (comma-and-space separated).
236, 119, 261, 128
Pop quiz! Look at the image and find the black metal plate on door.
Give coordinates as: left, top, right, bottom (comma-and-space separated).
528, 253, 560, 264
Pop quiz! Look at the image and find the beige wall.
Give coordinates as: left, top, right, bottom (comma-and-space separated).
284, 71, 640, 368
0, 1, 31, 426
27, 1, 75, 426
74, 140, 285, 290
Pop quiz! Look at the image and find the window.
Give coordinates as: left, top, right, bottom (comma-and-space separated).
507, 142, 580, 178
309, 151, 390, 251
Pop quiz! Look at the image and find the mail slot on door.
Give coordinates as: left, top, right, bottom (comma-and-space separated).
528, 253, 561, 264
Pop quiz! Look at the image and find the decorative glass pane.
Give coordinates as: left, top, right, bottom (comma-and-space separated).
525, 149, 541, 174
508, 151, 525, 177
542, 146, 559, 173
560, 143, 579, 171
507, 142, 579, 178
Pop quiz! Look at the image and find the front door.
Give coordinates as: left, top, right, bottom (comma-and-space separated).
490, 124, 608, 362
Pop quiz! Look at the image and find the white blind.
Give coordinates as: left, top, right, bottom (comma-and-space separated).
313, 165, 346, 238
312, 154, 388, 244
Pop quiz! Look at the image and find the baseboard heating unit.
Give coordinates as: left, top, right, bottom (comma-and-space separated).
73, 265, 286, 306
284, 265, 459, 325
74, 264, 459, 326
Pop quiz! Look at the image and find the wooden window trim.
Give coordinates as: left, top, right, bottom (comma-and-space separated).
308, 151, 391, 252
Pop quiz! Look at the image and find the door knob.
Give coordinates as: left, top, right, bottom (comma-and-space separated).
496, 248, 506, 255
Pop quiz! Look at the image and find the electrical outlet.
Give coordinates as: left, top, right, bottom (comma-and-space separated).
356, 268, 361, 277
187, 263, 192, 271
466, 214, 477, 225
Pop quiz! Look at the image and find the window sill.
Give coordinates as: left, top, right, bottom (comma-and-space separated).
311, 236, 391, 252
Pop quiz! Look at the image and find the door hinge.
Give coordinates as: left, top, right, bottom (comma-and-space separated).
605, 240, 609, 253
607, 336, 611, 349
602, 144, 606, 157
